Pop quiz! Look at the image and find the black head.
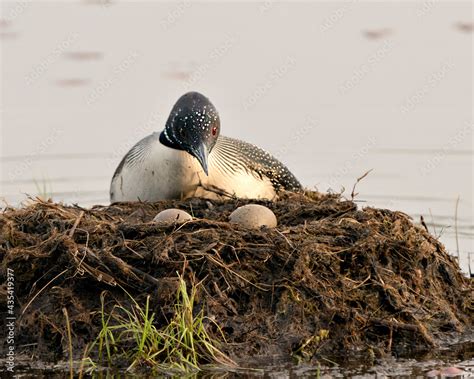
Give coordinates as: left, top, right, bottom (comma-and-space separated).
160, 92, 220, 175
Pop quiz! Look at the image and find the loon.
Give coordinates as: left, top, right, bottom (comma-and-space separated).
110, 92, 302, 202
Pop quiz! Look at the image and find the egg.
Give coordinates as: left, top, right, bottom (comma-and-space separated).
229, 204, 277, 229
152, 209, 192, 224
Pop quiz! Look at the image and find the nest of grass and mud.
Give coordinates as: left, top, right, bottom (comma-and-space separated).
0, 191, 472, 373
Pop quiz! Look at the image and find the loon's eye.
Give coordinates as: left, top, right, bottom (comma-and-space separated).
211, 126, 218, 136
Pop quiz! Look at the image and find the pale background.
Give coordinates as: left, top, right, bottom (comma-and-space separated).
1, 1, 472, 272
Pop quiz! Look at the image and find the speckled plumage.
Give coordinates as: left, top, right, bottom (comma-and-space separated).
211, 136, 302, 193
110, 92, 302, 202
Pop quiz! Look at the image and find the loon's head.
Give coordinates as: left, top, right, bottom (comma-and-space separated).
160, 92, 220, 175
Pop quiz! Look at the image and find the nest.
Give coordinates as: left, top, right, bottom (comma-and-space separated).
0, 191, 472, 364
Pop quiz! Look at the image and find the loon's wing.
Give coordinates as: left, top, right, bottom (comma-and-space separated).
211, 136, 302, 192
111, 133, 159, 181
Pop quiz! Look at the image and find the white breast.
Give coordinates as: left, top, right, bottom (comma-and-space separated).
110, 134, 204, 202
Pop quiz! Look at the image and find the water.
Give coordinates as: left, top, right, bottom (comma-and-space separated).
0, 1, 472, 279
3, 351, 474, 378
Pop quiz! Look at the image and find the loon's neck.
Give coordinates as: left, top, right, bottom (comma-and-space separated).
159, 129, 181, 150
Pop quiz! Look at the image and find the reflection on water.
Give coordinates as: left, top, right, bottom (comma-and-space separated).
2, 341, 474, 378
362, 28, 393, 40
373, 148, 474, 156
161, 60, 198, 82
81, 0, 114, 6
0, 31, 18, 39
455, 21, 474, 33
54, 78, 91, 87
161, 70, 192, 81
63, 51, 103, 61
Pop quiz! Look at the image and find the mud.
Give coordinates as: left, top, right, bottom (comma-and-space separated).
0, 191, 472, 368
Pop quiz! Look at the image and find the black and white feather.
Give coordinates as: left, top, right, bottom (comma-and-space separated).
211, 136, 301, 192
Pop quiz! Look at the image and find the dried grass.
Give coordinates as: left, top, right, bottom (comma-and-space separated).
0, 191, 472, 366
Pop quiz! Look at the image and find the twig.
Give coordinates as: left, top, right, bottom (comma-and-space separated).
68, 211, 84, 238
129, 266, 162, 286
78, 343, 89, 379
68, 249, 117, 286
351, 169, 373, 200
275, 229, 295, 250
428, 208, 437, 237
207, 252, 269, 291
368, 318, 435, 346
63, 307, 74, 379
21, 269, 69, 317
387, 324, 393, 352
347, 274, 371, 290
420, 215, 429, 233
454, 196, 460, 260
469, 252, 473, 278
198, 182, 236, 199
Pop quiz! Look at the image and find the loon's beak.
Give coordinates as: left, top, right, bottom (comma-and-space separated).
192, 142, 209, 176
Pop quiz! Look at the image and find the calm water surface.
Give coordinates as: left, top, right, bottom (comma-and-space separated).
1, 2, 472, 277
